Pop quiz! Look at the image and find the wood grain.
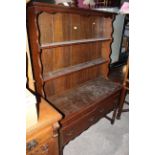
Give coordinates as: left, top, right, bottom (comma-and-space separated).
26, 98, 62, 155
49, 77, 121, 116
27, 3, 118, 154
40, 38, 111, 49
44, 66, 102, 97
43, 58, 107, 82
41, 42, 103, 75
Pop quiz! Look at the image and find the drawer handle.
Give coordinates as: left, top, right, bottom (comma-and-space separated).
27, 140, 38, 151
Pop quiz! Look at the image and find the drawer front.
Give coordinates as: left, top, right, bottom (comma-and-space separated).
94, 94, 120, 122
26, 127, 53, 155
27, 138, 58, 155
61, 92, 120, 145
96, 93, 120, 114
61, 110, 97, 145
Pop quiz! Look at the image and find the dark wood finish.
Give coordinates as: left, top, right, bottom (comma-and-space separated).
117, 59, 129, 119
43, 58, 108, 82
41, 42, 104, 75
109, 66, 125, 83
41, 38, 111, 49
27, 2, 122, 154
59, 87, 120, 145
26, 6, 45, 96
26, 98, 62, 155
48, 77, 121, 117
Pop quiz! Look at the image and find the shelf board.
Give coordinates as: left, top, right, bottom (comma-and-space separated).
41, 38, 111, 49
43, 58, 108, 82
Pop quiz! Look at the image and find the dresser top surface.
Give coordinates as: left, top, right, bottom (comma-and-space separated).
49, 77, 122, 117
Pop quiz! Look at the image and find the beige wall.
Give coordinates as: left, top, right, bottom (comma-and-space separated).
26, 0, 35, 91
26, 31, 35, 91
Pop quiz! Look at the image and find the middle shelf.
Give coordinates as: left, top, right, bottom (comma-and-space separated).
40, 38, 111, 49
43, 58, 108, 82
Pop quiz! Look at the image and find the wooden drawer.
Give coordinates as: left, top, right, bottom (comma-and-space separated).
96, 92, 120, 114
61, 92, 120, 145
61, 109, 97, 145
94, 94, 120, 122
27, 127, 57, 155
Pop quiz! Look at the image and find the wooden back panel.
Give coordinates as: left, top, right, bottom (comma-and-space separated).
38, 12, 108, 44
27, 2, 115, 98
44, 66, 102, 98
41, 43, 102, 74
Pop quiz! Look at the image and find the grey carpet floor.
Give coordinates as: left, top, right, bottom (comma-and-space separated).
63, 95, 129, 155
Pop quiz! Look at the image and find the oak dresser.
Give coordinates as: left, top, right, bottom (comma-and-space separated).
27, 2, 122, 154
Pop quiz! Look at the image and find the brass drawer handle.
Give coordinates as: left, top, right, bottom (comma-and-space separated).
27, 140, 38, 151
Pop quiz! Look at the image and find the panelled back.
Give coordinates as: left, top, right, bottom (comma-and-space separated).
27, 3, 114, 98
41, 42, 102, 74
44, 66, 102, 98
38, 12, 108, 44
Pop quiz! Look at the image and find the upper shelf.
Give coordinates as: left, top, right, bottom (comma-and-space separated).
40, 38, 111, 49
